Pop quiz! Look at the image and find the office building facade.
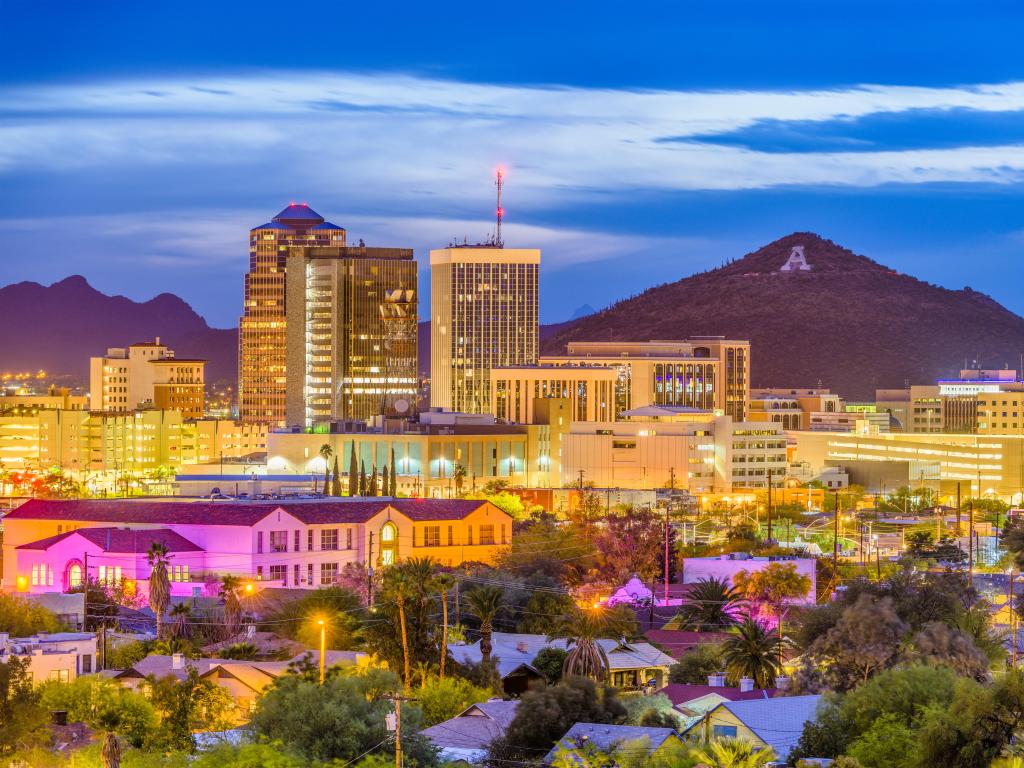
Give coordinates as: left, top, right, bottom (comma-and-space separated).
90, 339, 205, 419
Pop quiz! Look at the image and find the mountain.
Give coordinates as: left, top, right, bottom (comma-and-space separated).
0, 276, 237, 384
542, 232, 1024, 400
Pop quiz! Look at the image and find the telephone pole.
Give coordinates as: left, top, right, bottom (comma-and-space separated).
968, 500, 975, 586
663, 505, 670, 606
833, 490, 840, 575
766, 470, 774, 543
383, 693, 418, 768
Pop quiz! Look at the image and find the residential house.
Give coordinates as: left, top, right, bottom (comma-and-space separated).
661, 678, 777, 730
682, 694, 822, 762
542, 723, 684, 765
419, 699, 519, 764
0, 631, 97, 683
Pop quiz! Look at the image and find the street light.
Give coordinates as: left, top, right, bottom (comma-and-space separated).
317, 618, 326, 685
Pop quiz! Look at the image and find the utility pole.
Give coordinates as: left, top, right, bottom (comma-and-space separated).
367, 533, 375, 605
833, 490, 840, 575
1011, 570, 1018, 669
383, 693, 418, 768
956, 482, 962, 536
968, 500, 975, 586
663, 505, 670, 607
766, 469, 774, 543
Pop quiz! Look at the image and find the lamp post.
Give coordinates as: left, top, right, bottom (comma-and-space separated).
317, 619, 326, 685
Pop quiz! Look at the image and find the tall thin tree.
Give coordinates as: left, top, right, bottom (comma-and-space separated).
390, 448, 398, 496
368, 465, 378, 497
359, 460, 367, 496
382, 464, 390, 498
318, 443, 333, 493
331, 455, 342, 496
348, 444, 358, 497
435, 572, 457, 679
146, 542, 171, 640
219, 574, 243, 637
465, 586, 505, 668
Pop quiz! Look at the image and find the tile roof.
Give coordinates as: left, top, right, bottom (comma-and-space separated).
420, 700, 520, 752
695, 695, 822, 761
660, 683, 776, 707
18, 527, 202, 553
543, 723, 679, 764
6, 498, 496, 527
644, 630, 730, 659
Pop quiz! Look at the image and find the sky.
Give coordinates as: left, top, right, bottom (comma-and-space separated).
5, 2, 1024, 326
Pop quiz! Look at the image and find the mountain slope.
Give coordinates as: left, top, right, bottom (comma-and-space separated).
542, 232, 1024, 399
0, 276, 237, 383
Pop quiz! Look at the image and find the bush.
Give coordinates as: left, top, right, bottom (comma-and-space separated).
669, 644, 722, 684
0, 593, 64, 636
40, 675, 158, 748
104, 640, 149, 671
532, 647, 568, 684
416, 675, 494, 726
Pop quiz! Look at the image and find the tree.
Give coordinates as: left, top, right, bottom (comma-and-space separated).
98, 710, 123, 768
551, 605, 637, 682
331, 455, 342, 497
381, 463, 390, 498
669, 644, 723, 684
674, 577, 741, 632
368, 465, 379, 497
453, 462, 466, 496
348, 444, 358, 497
0, 593, 63, 636
732, 562, 812, 653
689, 738, 775, 767
40, 673, 158, 748
721, 618, 780, 688
146, 667, 235, 752
416, 675, 492, 726
389, 447, 398, 496
592, 506, 664, 585
219, 575, 243, 637
465, 585, 505, 668
359, 460, 367, 496
147, 542, 172, 640
905, 620, 989, 680
318, 443, 333, 493
533, 647, 569, 684
168, 602, 192, 639
495, 516, 595, 586
0, 656, 48, 756
845, 716, 917, 768
252, 668, 437, 766
434, 572, 457, 679
382, 564, 417, 693
493, 677, 626, 763
516, 590, 579, 635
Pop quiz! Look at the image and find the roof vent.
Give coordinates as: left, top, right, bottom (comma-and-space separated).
708, 673, 725, 687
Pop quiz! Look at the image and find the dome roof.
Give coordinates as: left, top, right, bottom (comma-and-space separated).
271, 202, 325, 226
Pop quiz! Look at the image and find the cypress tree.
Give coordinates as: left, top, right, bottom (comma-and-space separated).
368, 465, 379, 497
359, 460, 367, 496
322, 460, 331, 496
331, 456, 342, 496
389, 447, 397, 496
348, 444, 358, 497
382, 464, 390, 498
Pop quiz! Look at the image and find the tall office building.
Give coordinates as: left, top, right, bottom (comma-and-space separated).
284, 245, 417, 427
239, 204, 346, 425
431, 245, 541, 414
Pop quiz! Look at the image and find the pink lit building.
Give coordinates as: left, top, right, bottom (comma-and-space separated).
3, 498, 512, 598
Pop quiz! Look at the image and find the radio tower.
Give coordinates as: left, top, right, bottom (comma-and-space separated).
495, 167, 504, 248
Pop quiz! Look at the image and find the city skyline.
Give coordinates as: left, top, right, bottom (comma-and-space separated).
6, 3, 1024, 326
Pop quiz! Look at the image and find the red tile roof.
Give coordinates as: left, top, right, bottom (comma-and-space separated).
644, 629, 730, 659
661, 683, 777, 706
5, 498, 497, 527
18, 527, 203, 553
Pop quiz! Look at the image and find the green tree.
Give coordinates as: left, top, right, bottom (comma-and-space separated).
721, 618, 780, 688
732, 562, 812, 652
0, 656, 48, 756
359, 460, 368, 496
669, 644, 724, 684
389, 447, 398, 496
516, 590, 579, 635
381, 462, 390, 498
533, 647, 569, 684
147, 542, 172, 640
218, 574, 243, 637
494, 516, 595, 586
368, 465, 379, 497
40, 674, 158, 748
348, 444, 359, 497
551, 605, 637, 682
905, 620, 989, 680
168, 603, 192, 639
416, 675, 492, 726
674, 577, 741, 632
689, 738, 775, 767
434, 573, 457, 679
592, 506, 664, 584
146, 667, 235, 752
252, 668, 437, 766
845, 714, 918, 768
192, 742, 307, 768
453, 462, 466, 496
99, 709, 122, 768
465, 585, 505, 669
318, 443, 333, 493
331, 455, 342, 497
0, 593, 63, 636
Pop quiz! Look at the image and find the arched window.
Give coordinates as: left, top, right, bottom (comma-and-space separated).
65, 560, 84, 591
380, 523, 398, 566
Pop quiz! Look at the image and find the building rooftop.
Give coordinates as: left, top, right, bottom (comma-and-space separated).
543, 723, 679, 764
685, 695, 822, 761
660, 682, 777, 707
18, 527, 203, 553
420, 700, 520, 752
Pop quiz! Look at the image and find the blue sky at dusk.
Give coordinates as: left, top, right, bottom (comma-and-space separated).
4, 2, 1024, 326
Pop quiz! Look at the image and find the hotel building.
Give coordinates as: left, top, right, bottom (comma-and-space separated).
90, 339, 205, 419
536, 338, 750, 422
430, 245, 540, 414
284, 245, 417, 427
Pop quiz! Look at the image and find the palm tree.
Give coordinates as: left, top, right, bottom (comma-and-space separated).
721, 618, 781, 689
168, 602, 192, 638
146, 542, 171, 640
98, 710, 122, 768
690, 738, 774, 768
465, 585, 505, 668
674, 577, 742, 632
453, 462, 467, 496
318, 443, 333, 493
219, 575, 243, 637
551, 608, 609, 682
435, 572, 458, 678
382, 565, 416, 693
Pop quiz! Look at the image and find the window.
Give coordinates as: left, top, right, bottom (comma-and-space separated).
424, 526, 441, 547
479, 524, 495, 545
81, 655, 92, 674
31, 564, 54, 587
380, 523, 398, 566
67, 563, 83, 589
321, 529, 339, 551
270, 531, 288, 553
307, 563, 313, 585
713, 725, 738, 739
501, 524, 507, 544
308, 530, 314, 551
294, 530, 301, 552
172, 565, 190, 582
467, 526, 474, 546
346, 528, 353, 549
49, 670, 70, 683
270, 565, 287, 585
447, 525, 454, 546
320, 562, 339, 584
97, 566, 121, 586
294, 564, 301, 586
256, 566, 263, 580
256, 531, 263, 554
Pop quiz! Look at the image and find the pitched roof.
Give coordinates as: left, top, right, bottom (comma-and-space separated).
6, 498, 497, 527
18, 527, 202, 553
660, 683, 776, 707
644, 630, 730, 659
272, 202, 325, 223
420, 700, 520, 751
543, 723, 679, 764
697, 695, 822, 761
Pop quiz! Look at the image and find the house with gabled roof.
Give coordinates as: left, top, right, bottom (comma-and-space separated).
681, 694, 822, 762
419, 699, 520, 763
3, 498, 511, 598
542, 723, 685, 766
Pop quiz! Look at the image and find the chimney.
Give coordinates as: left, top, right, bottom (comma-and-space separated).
171, 653, 184, 670
739, 677, 754, 693
708, 673, 725, 687
0, 633, 8, 648
776, 675, 790, 691
155, 336, 161, 345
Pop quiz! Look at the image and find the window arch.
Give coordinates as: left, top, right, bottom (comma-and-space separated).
380, 522, 398, 566
65, 560, 84, 591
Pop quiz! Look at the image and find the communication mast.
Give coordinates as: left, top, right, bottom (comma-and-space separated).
495, 167, 504, 248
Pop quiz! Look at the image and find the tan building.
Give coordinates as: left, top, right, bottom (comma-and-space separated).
540, 338, 750, 421
0, 387, 88, 414
977, 392, 1024, 435
283, 245, 417, 427
750, 388, 843, 430
747, 395, 803, 430
90, 339, 205, 418
239, 203, 347, 426
430, 246, 541, 414
490, 365, 618, 424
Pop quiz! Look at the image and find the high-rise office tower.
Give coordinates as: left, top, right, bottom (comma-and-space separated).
284, 245, 417, 427
430, 245, 540, 413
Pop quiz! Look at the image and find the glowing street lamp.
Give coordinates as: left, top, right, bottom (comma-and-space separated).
317, 618, 326, 685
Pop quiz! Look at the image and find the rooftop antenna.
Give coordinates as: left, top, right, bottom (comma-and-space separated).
495, 167, 505, 248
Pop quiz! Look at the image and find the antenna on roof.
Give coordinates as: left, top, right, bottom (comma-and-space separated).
495, 167, 505, 248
